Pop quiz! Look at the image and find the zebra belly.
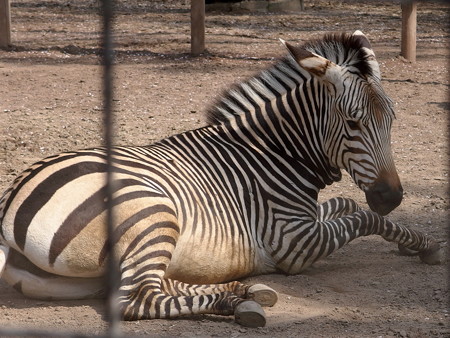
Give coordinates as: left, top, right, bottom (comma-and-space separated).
165, 237, 253, 284
166, 224, 259, 284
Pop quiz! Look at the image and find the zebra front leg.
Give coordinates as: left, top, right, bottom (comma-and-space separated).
317, 197, 361, 221
317, 199, 441, 263
321, 210, 442, 265
161, 278, 278, 307
278, 210, 442, 274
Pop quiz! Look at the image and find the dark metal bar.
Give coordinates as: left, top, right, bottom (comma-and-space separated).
0, 1, 120, 337
100, 0, 121, 336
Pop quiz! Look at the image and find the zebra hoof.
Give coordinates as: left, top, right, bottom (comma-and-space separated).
419, 242, 442, 265
234, 301, 266, 327
398, 244, 419, 256
247, 284, 278, 307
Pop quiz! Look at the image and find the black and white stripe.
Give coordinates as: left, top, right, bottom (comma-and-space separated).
0, 32, 440, 327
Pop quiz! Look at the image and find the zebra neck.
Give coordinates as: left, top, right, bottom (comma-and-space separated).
214, 119, 341, 191
205, 57, 342, 189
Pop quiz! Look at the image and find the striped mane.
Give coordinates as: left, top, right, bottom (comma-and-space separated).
205, 33, 375, 126
303, 33, 375, 77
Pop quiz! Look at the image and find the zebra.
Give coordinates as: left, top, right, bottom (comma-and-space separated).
0, 31, 441, 327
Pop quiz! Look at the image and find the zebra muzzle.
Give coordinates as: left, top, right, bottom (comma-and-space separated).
365, 181, 403, 216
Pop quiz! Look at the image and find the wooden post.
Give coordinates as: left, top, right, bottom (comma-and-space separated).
191, 0, 205, 55
0, 0, 11, 48
401, 0, 417, 62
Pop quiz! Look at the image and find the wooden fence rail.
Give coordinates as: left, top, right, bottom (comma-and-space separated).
0, 1, 418, 60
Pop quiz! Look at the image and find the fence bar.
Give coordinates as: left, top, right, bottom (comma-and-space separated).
0, 0, 11, 47
100, 0, 121, 336
191, 0, 205, 55
401, 0, 417, 62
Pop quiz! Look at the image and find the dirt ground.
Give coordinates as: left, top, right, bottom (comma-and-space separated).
0, 0, 449, 337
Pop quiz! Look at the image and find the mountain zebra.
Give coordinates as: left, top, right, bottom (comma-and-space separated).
0, 31, 441, 327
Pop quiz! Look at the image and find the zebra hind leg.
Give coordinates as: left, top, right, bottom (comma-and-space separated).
119, 276, 269, 327
116, 219, 274, 326
161, 278, 278, 307
1, 247, 104, 300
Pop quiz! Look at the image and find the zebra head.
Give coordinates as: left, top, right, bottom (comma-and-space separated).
283, 32, 402, 216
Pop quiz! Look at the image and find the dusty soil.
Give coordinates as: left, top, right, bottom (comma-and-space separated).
0, 0, 449, 337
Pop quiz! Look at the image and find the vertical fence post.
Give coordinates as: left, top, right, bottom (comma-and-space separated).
191, 0, 205, 55
0, 0, 11, 48
401, 0, 417, 62
100, 0, 121, 336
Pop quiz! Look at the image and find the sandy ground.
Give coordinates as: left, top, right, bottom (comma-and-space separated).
0, 0, 449, 337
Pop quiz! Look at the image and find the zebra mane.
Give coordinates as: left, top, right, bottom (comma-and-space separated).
303, 32, 375, 78
206, 32, 375, 126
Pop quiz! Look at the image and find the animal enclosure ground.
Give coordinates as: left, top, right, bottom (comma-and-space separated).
0, 0, 448, 337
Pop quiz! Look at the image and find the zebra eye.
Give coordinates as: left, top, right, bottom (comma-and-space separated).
346, 120, 359, 129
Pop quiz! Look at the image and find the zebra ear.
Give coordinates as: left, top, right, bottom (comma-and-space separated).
280, 39, 342, 85
352, 31, 381, 79
352, 30, 373, 50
